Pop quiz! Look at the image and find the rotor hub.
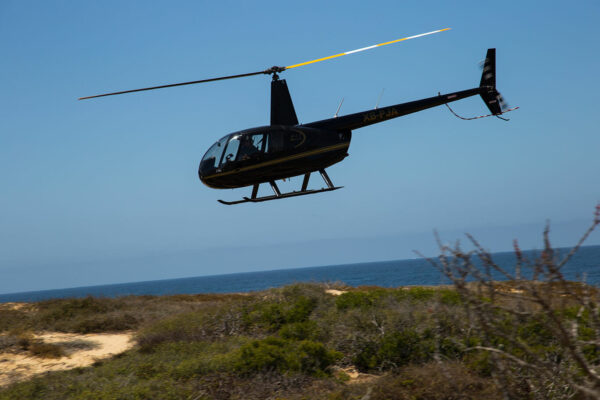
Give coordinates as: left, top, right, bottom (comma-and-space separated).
263, 66, 286, 79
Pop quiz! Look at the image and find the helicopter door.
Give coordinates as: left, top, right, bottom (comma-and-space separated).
266, 129, 305, 156
221, 135, 241, 166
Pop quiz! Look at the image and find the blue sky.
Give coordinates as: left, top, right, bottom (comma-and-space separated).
1, 1, 599, 294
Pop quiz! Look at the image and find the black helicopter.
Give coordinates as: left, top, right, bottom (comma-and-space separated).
80, 28, 517, 205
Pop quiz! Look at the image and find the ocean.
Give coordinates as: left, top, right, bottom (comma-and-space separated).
1, 245, 599, 303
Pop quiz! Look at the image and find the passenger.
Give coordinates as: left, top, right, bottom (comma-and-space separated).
238, 137, 259, 160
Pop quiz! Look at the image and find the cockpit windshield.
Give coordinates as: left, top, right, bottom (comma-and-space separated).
199, 136, 228, 174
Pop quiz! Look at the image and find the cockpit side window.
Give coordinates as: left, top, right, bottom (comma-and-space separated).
251, 134, 266, 152
237, 134, 267, 161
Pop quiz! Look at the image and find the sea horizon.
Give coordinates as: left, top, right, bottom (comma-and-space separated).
1, 244, 599, 303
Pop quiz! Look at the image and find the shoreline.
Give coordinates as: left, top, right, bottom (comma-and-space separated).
3, 244, 599, 303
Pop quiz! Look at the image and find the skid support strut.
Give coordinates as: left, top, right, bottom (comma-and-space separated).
301, 173, 310, 191
319, 169, 334, 189
217, 170, 343, 205
269, 181, 282, 197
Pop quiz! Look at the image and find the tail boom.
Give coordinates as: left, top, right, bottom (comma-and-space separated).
304, 88, 482, 131
304, 48, 514, 131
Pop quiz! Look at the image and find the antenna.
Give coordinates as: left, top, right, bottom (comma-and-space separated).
334, 98, 344, 118
375, 89, 385, 109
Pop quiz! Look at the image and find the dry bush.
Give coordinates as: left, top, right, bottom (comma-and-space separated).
28, 341, 65, 358
15, 331, 34, 351
371, 362, 501, 400
136, 302, 249, 352
0, 330, 67, 358
0, 334, 18, 351
187, 371, 338, 400
422, 204, 600, 399
0, 309, 30, 332
318, 286, 467, 370
0, 292, 252, 335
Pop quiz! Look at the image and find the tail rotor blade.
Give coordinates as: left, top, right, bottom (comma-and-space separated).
497, 94, 510, 112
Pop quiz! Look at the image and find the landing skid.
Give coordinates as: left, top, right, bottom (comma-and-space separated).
218, 169, 342, 205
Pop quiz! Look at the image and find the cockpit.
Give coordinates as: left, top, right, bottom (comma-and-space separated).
199, 131, 269, 176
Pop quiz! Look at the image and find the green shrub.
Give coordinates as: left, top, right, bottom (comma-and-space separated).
335, 290, 386, 310
70, 313, 138, 333
278, 321, 321, 341
439, 289, 462, 305
233, 337, 340, 376
352, 341, 380, 370
243, 295, 318, 331
247, 302, 286, 329
0, 379, 49, 400
38, 296, 113, 321
354, 329, 436, 371
234, 337, 288, 373
379, 329, 434, 365
286, 296, 318, 322
134, 362, 161, 379
280, 282, 331, 301
438, 337, 463, 359
466, 350, 494, 377
395, 287, 436, 302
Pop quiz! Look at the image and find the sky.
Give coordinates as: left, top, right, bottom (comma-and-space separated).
1, 1, 599, 294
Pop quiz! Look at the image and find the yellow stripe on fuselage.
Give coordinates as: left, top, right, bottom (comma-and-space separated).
203, 142, 350, 180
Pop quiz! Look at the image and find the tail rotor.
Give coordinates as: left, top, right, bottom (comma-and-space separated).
445, 48, 518, 121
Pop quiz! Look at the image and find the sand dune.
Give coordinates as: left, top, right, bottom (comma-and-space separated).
0, 331, 134, 387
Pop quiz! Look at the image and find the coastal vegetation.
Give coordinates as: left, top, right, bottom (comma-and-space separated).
1, 284, 494, 399
0, 279, 597, 399
1, 206, 598, 399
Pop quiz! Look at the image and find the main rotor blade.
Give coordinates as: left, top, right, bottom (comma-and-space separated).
78, 70, 265, 100
285, 28, 451, 70
79, 28, 449, 100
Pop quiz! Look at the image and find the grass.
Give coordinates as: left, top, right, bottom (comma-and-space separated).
0, 282, 595, 399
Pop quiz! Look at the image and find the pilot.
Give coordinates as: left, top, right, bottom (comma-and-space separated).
238, 137, 259, 160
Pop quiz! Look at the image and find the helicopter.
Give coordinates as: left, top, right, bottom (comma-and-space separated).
80, 28, 517, 205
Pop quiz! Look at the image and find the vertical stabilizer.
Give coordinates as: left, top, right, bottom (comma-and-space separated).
480, 48, 496, 89
479, 48, 503, 115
